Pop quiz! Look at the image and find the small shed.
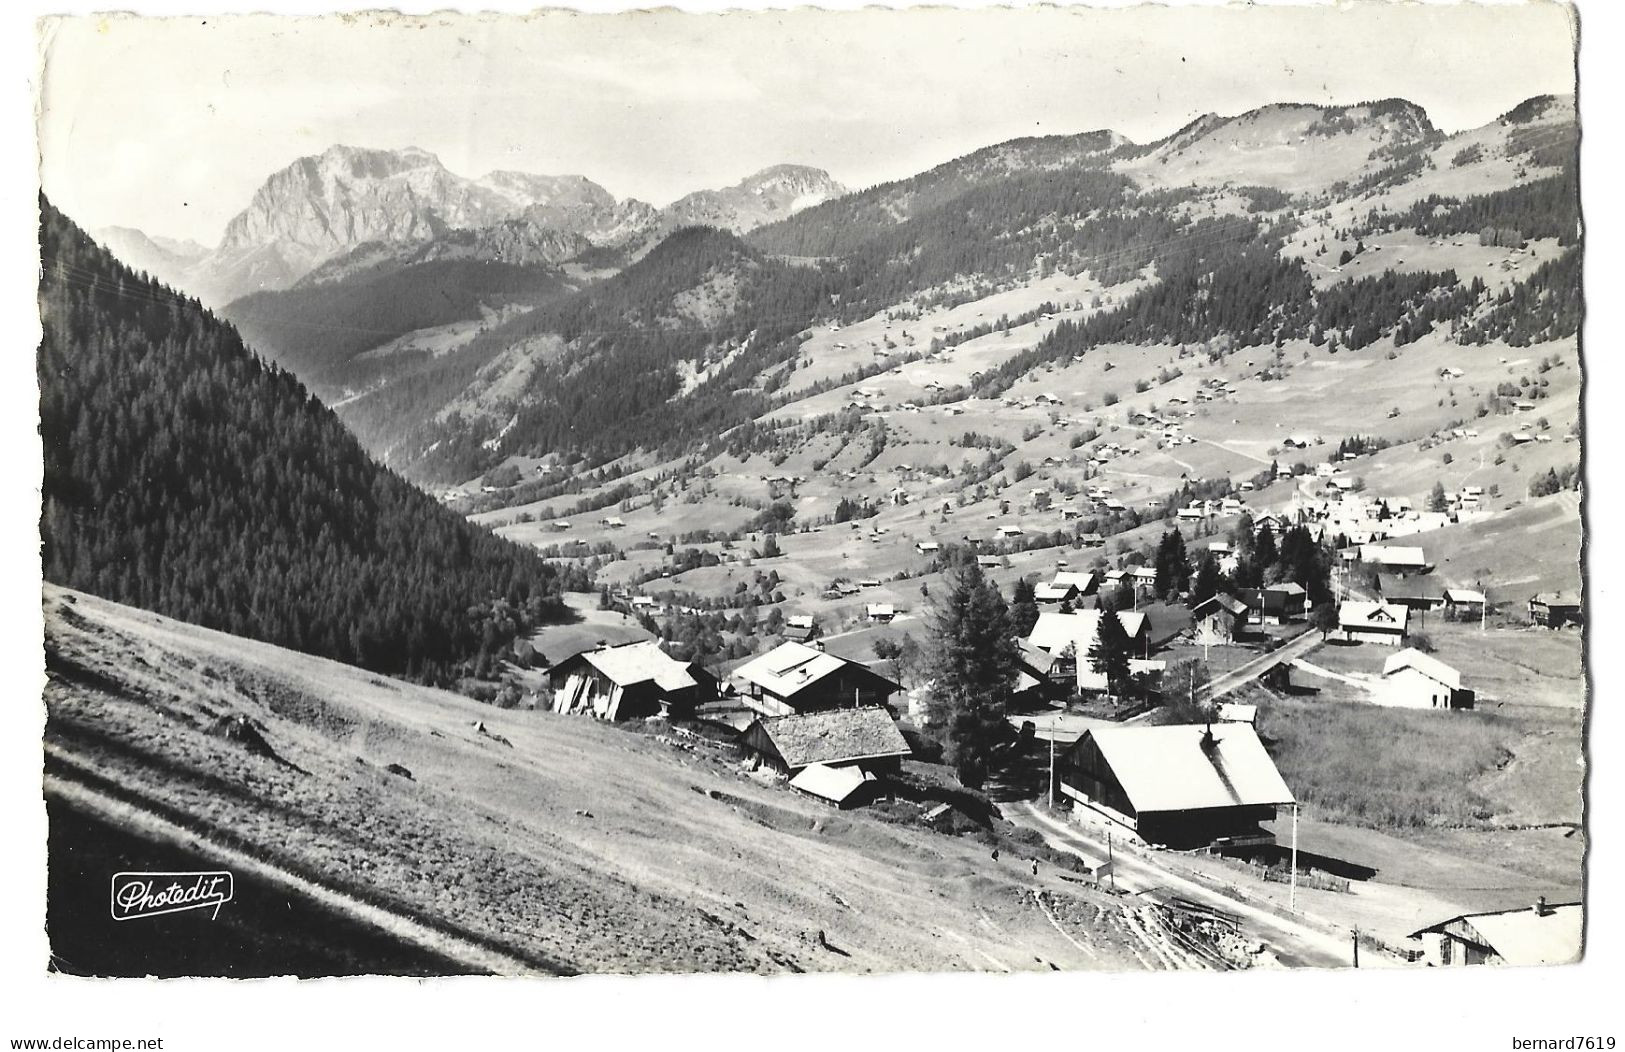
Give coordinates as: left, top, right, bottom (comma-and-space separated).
790, 764, 879, 809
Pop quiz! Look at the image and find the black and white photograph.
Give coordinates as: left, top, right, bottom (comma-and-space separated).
5, 0, 1618, 1046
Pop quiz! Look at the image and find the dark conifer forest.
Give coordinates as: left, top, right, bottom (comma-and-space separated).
38, 198, 573, 680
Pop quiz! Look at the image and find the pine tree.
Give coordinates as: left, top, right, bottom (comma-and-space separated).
1009, 577, 1040, 638
1154, 529, 1192, 599
929, 559, 1019, 787
1191, 554, 1223, 608
1428, 481, 1450, 513
1088, 608, 1132, 697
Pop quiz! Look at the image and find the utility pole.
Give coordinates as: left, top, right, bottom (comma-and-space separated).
1106, 829, 1117, 892
1289, 803, 1300, 913
1351, 927, 1361, 968
1048, 717, 1056, 809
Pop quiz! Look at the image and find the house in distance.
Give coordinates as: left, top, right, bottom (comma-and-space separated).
732, 640, 901, 717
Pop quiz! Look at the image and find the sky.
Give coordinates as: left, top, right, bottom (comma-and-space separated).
37, 2, 1578, 248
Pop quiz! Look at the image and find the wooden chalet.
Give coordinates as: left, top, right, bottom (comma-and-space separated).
1529, 592, 1582, 628
1057, 723, 1295, 849
732, 641, 901, 717
1192, 593, 1248, 646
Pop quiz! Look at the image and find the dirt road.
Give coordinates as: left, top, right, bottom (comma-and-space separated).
1203, 627, 1322, 700
1010, 801, 1364, 968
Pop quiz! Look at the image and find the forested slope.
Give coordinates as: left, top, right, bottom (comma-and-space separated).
38, 198, 573, 680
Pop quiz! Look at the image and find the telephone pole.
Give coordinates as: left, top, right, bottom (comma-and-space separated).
1289, 803, 1300, 912
1048, 717, 1056, 809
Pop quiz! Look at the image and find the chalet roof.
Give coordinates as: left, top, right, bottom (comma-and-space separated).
1034, 582, 1077, 602
1051, 571, 1097, 591
1378, 573, 1445, 602
1339, 601, 1410, 632
1029, 610, 1148, 654
783, 625, 818, 643
1195, 593, 1248, 618
560, 640, 697, 693
1216, 702, 1257, 724
1266, 582, 1307, 597
1360, 544, 1428, 568
752, 707, 910, 770
1409, 903, 1583, 966
1383, 648, 1462, 690
1532, 591, 1582, 608
789, 763, 875, 805
1444, 588, 1487, 604
1080, 723, 1295, 814
733, 641, 897, 699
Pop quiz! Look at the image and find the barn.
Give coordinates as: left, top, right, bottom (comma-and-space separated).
548, 641, 712, 721
732, 641, 901, 717
1057, 723, 1295, 849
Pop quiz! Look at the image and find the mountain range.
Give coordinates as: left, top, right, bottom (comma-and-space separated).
98, 145, 846, 305
90, 94, 1578, 485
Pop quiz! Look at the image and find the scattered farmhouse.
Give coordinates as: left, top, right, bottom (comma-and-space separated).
783, 614, 819, 644
1034, 581, 1079, 606
1057, 723, 1295, 849
1529, 592, 1582, 628
1051, 570, 1099, 595
549, 641, 713, 721
1380, 648, 1474, 710
733, 641, 901, 717
1444, 588, 1487, 619
1337, 601, 1410, 645
1409, 900, 1582, 967
865, 602, 897, 624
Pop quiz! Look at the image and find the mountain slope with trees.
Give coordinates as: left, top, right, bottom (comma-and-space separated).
39, 198, 574, 680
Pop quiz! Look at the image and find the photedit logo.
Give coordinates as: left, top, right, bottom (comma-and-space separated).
110, 871, 234, 922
